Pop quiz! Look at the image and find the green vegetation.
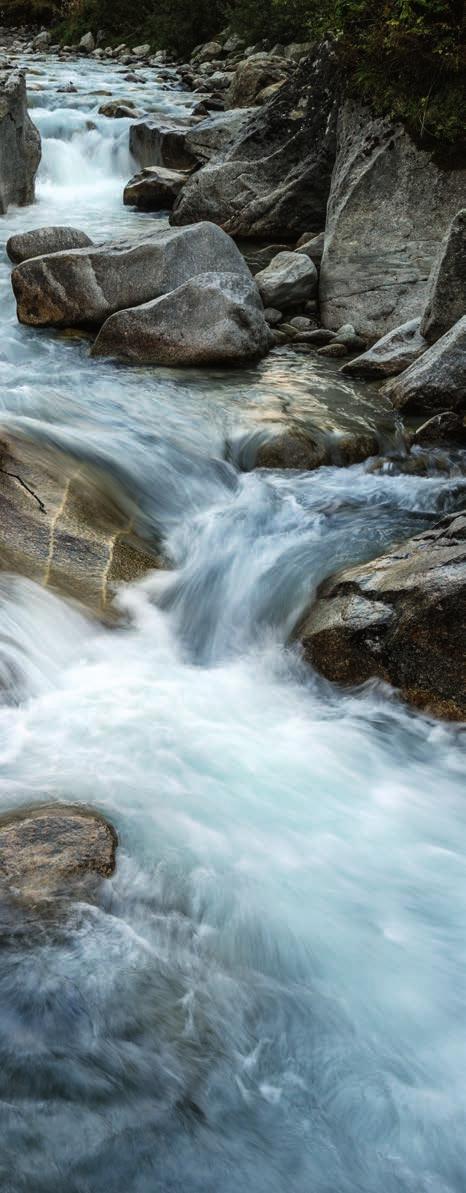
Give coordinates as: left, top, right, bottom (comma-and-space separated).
1, 0, 464, 152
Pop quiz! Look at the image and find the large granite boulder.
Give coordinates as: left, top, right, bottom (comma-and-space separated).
129, 118, 199, 171
0, 804, 117, 907
298, 510, 466, 720
0, 431, 163, 613
420, 209, 466, 343
340, 319, 428, 380
0, 71, 41, 215
319, 103, 466, 341
6, 225, 93, 264
11, 221, 252, 329
184, 109, 254, 164
224, 55, 289, 109
382, 316, 466, 413
255, 250, 317, 309
123, 166, 187, 211
91, 271, 273, 365
171, 42, 339, 240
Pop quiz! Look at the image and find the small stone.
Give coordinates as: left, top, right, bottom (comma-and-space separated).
318, 342, 348, 357
263, 308, 282, 326
288, 316, 312, 331
301, 328, 335, 346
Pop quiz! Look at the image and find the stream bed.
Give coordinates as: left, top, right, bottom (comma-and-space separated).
0, 51, 466, 1193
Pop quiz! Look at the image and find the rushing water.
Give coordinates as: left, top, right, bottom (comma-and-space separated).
0, 49, 465, 1193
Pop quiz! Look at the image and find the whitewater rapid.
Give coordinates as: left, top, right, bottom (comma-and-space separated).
0, 51, 465, 1193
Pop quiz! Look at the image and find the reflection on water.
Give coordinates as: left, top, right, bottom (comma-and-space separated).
0, 46, 465, 1193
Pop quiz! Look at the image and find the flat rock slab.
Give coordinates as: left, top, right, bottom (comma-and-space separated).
0, 431, 163, 613
298, 509, 466, 720
6, 225, 93, 264
0, 804, 117, 905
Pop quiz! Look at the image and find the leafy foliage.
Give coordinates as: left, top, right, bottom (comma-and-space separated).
1, 0, 464, 151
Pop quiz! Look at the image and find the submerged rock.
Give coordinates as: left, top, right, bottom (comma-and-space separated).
123, 166, 187, 211
91, 271, 273, 366
6, 225, 93, 264
319, 102, 466, 340
298, 510, 466, 720
0, 431, 163, 613
340, 319, 428, 380
382, 316, 466, 414
171, 42, 339, 240
0, 71, 41, 215
11, 221, 252, 329
420, 209, 466, 344
0, 803, 117, 907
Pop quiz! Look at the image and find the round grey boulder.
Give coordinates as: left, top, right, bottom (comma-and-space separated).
6, 225, 93, 264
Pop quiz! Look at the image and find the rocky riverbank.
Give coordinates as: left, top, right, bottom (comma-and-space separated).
0, 23, 465, 724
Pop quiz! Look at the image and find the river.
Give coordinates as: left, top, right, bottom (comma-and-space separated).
0, 50, 465, 1193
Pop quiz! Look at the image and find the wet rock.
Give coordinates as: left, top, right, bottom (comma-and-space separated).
420, 209, 466, 344
298, 510, 466, 720
0, 71, 41, 215
99, 99, 141, 118
341, 319, 427, 379
123, 167, 187, 211
0, 431, 164, 613
254, 425, 379, 470
256, 251, 317, 309
320, 102, 466, 340
301, 328, 335, 346
91, 270, 272, 366
171, 42, 339, 240
6, 226, 93, 264
0, 803, 117, 906
12, 221, 252, 329
318, 342, 348, 358
129, 118, 199, 171
412, 411, 466, 447
382, 316, 466, 414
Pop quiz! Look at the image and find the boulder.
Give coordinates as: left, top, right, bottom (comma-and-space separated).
32, 30, 51, 50
225, 55, 289, 108
196, 41, 223, 64
412, 411, 466, 447
0, 72, 41, 215
99, 100, 140, 118
184, 109, 254, 164
79, 32, 95, 53
295, 231, 325, 267
340, 319, 427, 379
382, 316, 466, 414
420, 209, 466, 343
254, 426, 378, 470
91, 270, 272, 366
170, 42, 339, 240
0, 431, 164, 613
132, 43, 151, 57
0, 804, 117, 907
12, 221, 252, 329
6, 225, 93, 264
297, 510, 466, 720
255, 251, 317, 309
129, 118, 199, 171
123, 166, 187, 211
319, 102, 466, 341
